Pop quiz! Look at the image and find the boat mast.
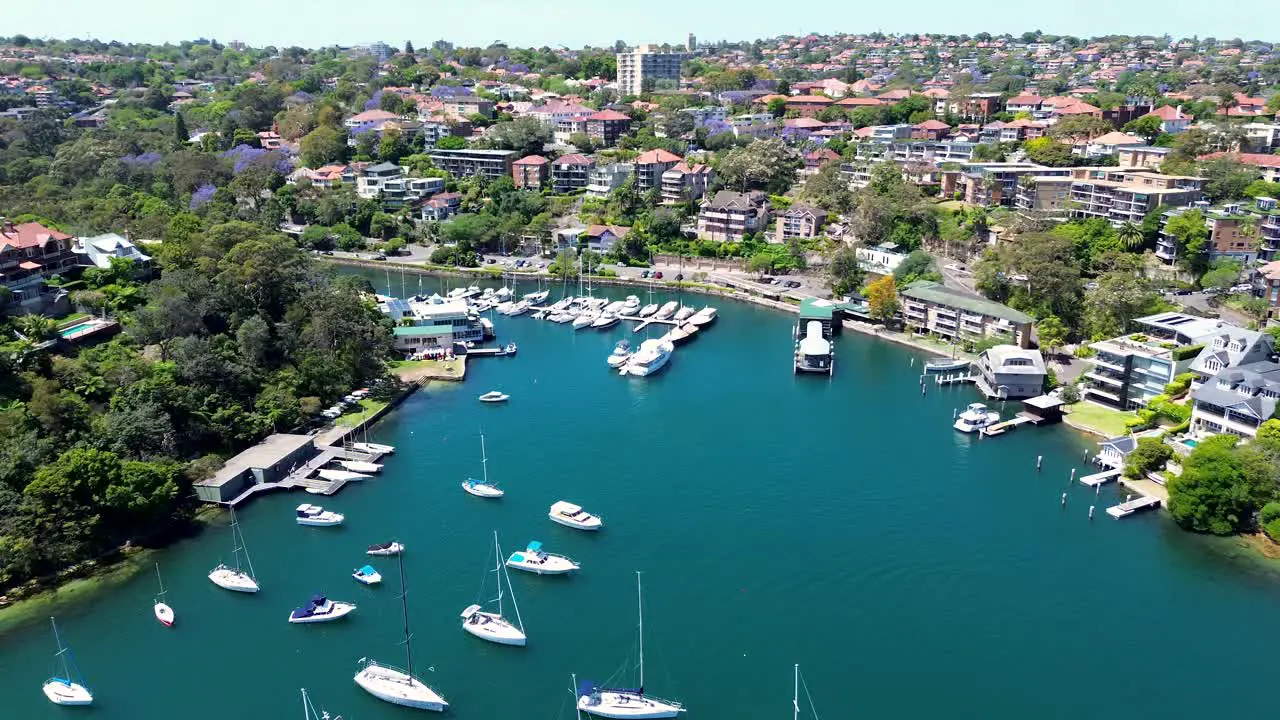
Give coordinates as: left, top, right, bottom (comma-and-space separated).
231, 508, 256, 580
397, 550, 414, 678
301, 688, 310, 720
155, 562, 166, 600
480, 432, 489, 486
571, 673, 584, 720
636, 571, 644, 692
793, 664, 799, 720
497, 532, 524, 633
50, 617, 69, 678
493, 530, 503, 617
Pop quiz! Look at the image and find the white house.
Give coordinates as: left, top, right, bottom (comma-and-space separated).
74, 233, 152, 270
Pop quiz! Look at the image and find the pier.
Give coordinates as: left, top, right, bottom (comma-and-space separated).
979, 415, 1032, 436
1106, 495, 1161, 518
622, 315, 681, 333
1080, 469, 1123, 487
935, 374, 977, 386
975, 395, 1067, 438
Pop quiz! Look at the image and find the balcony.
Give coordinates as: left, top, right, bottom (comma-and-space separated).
1092, 354, 1126, 372
1086, 371, 1125, 387
934, 316, 957, 328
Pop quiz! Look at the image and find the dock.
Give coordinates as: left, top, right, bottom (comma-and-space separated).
1106, 495, 1161, 518
1080, 469, 1122, 487
934, 374, 976, 386
621, 315, 680, 334
978, 415, 1032, 436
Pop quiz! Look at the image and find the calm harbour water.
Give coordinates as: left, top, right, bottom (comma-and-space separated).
3, 269, 1279, 719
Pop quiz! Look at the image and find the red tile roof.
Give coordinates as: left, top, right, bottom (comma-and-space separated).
552, 153, 593, 166
1007, 94, 1043, 105
348, 109, 399, 123
1201, 152, 1280, 169
587, 109, 631, 121
915, 119, 950, 130
635, 149, 682, 165
1146, 105, 1189, 120
876, 89, 913, 100
0, 222, 73, 250
514, 155, 550, 166
835, 97, 884, 107
786, 95, 834, 105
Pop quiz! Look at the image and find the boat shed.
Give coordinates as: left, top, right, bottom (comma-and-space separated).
194, 433, 319, 503
1020, 395, 1065, 425
798, 297, 841, 338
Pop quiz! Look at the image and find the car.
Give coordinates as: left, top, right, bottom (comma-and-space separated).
785, 280, 802, 288
322, 250, 334, 256
373, 254, 387, 261
769, 277, 782, 285
485, 258, 497, 264
1173, 288, 1193, 296
537, 262, 547, 269
1230, 284, 1253, 294
514, 259, 526, 267
616, 262, 626, 268
654, 271, 664, 279
640, 270, 651, 278
675, 273, 684, 281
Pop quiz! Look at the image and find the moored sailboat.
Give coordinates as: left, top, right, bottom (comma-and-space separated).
153, 562, 175, 627
460, 531, 527, 646
462, 431, 504, 498
354, 551, 448, 711
209, 507, 259, 593
42, 618, 93, 706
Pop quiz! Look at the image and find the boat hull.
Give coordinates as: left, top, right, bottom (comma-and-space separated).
462, 481, 505, 498
43, 680, 93, 706
506, 556, 579, 575
297, 516, 345, 527
154, 602, 175, 627
289, 602, 356, 623
367, 544, 404, 556
578, 693, 684, 719
549, 514, 602, 530
461, 610, 527, 646
354, 663, 448, 711
209, 567, 259, 593
354, 572, 382, 585
924, 361, 969, 373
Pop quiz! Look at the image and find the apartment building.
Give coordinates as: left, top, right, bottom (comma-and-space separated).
1116, 145, 1170, 170
428, 148, 517, 181
550, 154, 594, 193
1017, 168, 1204, 225
660, 162, 714, 204
616, 44, 685, 96
1157, 201, 1263, 265
1084, 312, 1255, 410
775, 205, 828, 243
899, 281, 1033, 349
356, 162, 405, 199
512, 155, 550, 190
585, 163, 634, 199
696, 190, 769, 241
633, 149, 682, 192
446, 95, 495, 119
944, 163, 1073, 208
585, 110, 632, 147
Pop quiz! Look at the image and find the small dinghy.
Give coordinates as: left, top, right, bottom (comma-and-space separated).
352, 441, 395, 454
353, 564, 382, 585
505, 540, 580, 575
288, 594, 356, 624
367, 542, 405, 556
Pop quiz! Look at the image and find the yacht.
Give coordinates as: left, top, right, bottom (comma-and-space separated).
524, 289, 550, 305
153, 563, 175, 627
621, 296, 641, 314
42, 619, 93, 707
367, 542, 405, 556
688, 306, 717, 326
549, 501, 603, 531
462, 432, 504, 498
209, 508, 259, 593
479, 391, 510, 403
668, 323, 698, 344
296, 504, 345, 527
505, 300, 531, 317
592, 312, 619, 329
494, 301, 515, 315
353, 565, 382, 585
352, 442, 395, 454
505, 541, 580, 575
607, 340, 633, 369
619, 339, 673, 377
549, 297, 574, 312
460, 532, 527, 646
654, 301, 679, 320
925, 358, 970, 373
289, 594, 357, 624
603, 300, 626, 314
639, 303, 659, 318
674, 305, 695, 321
954, 403, 1000, 433
573, 312, 598, 330
354, 553, 448, 712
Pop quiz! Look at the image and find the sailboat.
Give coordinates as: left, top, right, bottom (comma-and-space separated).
302, 687, 342, 720
460, 531, 527, 646
153, 562, 175, 627
354, 551, 449, 711
462, 431, 504, 498
791, 664, 821, 720
42, 618, 93, 706
577, 573, 685, 718
209, 507, 259, 593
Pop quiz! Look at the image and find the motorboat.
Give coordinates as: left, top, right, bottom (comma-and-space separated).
339, 460, 382, 473
688, 306, 717, 326
289, 594, 356, 624
479, 391, 510, 403
794, 320, 833, 375
317, 469, 371, 483
619, 339, 673, 377
549, 501, 603, 531
592, 312, 619, 329
494, 287, 512, 301
353, 565, 382, 585
654, 301, 679, 320
925, 358, 970, 373
668, 323, 698, 344
639, 303, 659, 317
505, 541, 580, 575
367, 542, 405, 556
603, 300, 626, 314
506, 300, 531, 317
494, 301, 515, 314
352, 442, 394, 454
621, 295, 641, 314
954, 403, 1000, 433
549, 297, 574, 312
674, 305, 695, 321
504, 342, 518, 355
296, 504, 345, 527
460, 532, 527, 646
209, 508, 259, 592
153, 562, 175, 627
524, 290, 550, 305
573, 312, 597, 330
42, 619, 93, 707
607, 340, 633, 369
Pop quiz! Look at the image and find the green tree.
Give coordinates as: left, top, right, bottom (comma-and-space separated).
1164, 210, 1211, 277
436, 135, 468, 150
299, 125, 347, 167
1124, 436, 1173, 479
1116, 222, 1144, 250
1022, 137, 1075, 167
827, 246, 865, 297
1122, 115, 1164, 144
716, 139, 801, 194
173, 111, 189, 148
1035, 315, 1069, 357
892, 250, 940, 286
483, 117, 552, 157
1168, 434, 1277, 535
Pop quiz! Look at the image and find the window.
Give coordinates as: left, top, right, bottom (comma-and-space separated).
1206, 359, 1222, 372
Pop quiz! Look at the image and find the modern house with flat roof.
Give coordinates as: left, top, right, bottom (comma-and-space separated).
428, 148, 517, 181
899, 281, 1033, 348
194, 433, 318, 504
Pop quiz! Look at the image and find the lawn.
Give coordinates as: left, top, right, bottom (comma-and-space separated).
335, 397, 389, 427
1064, 402, 1137, 438
53, 311, 91, 327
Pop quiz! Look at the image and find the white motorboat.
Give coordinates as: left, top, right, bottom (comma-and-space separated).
506, 300, 531, 316
494, 286, 512, 301
354, 553, 448, 712
289, 594, 356, 624
608, 340, 633, 369
505, 540, 580, 575
367, 541, 405, 556
153, 562, 175, 627
621, 295, 641, 314
954, 402, 1000, 433
352, 441, 395, 454
460, 532, 527, 646
209, 507, 259, 593
619, 339, 673, 377
573, 313, 597, 330
603, 300, 626, 314
639, 303, 659, 317
925, 358, 970, 373
549, 296, 573, 312
317, 468, 371, 483
668, 323, 698, 344
494, 301, 515, 314
42, 619, 93, 707
673, 305, 695, 321
339, 460, 382, 473
296, 504, 345, 527
479, 391, 510, 403
654, 301, 679, 320
524, 290, 550, 305
688, 306, 717, 326
353, 564, 382, 585
549, 500, 603, 530
592, 312, 619, 329
462, 431, 505, 498
577, 573, 685, 719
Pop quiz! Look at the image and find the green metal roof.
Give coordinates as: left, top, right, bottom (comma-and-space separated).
393, 325, 456, 337
900, 281, 1033, 324
799, 297, 835, 320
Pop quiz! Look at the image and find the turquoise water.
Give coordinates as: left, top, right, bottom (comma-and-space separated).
1184, 439, 1199, 448
58, 321, 96, 337
3, 274, 1280, 719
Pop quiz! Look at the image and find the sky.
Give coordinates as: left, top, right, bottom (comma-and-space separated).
1, 0, 1276, 50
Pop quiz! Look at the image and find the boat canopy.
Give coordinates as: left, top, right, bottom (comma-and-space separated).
577, 679, 599, 697
356, 565, 376, 575
552, 501, 582, 514
526, 541, 543, 552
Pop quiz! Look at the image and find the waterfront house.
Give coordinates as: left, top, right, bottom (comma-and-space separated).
899, 281, 1033, 348
1189, 360, 1280, 439
0, 219, 77, 315
422, 192, 462, 221
381, 295, 486, 351
586, 163, 635, 198
551, 154, 594, 193
194, 433, 319, 504
512, 155, 550, 190
356, 161, 405, 200
1186, 327, 1273, 387
581, 225, 627, 253
696, 190, 769, 242
633, 149, 682, 192
1095, 435, 1139, 469
974, 345, 1047, 399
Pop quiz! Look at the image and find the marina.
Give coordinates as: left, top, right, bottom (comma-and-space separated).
5, 278, 1280, 720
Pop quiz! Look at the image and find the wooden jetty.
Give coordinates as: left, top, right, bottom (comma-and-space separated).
979, 415, 1032, 436
1080, 469, 1122, 487
976, 395, 1066, 438
1106, 495, 1161, 519
935, 374, 976, 386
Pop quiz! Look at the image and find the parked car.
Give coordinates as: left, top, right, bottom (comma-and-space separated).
1230, 284, 1253, 294
784, 280, 801, 288
485, 258, 497, 264
640, 270, 651, 278
675, 273, 684, 281
654, 271, 664, 279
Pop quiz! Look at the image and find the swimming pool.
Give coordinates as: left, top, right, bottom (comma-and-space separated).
59, 321, 99, 338
1182, 438, 1199, 448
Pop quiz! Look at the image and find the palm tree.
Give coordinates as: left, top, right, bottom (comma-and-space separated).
14, 315, 57, 342
1117, 222, 1144, 249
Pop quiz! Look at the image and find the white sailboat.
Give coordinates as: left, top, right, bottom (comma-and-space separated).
209, 507, 259, 593
577, 573, 684, 718
354, 551, 449, 711
301, 687, 342, 720
791, 664, 821, 720
42, 618, 93, 706
462, 431, 504, 498
460, 531, 527, 646
639, 303, 659, 317
673, 305, 695, 321
153, 562, 175, 627
654, 301, 679, 320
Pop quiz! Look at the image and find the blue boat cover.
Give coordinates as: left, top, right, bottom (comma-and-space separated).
526, 541, 543, 552
509, 553, 525, 563
577, 679, 598, 697
356, 565, 376, 575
